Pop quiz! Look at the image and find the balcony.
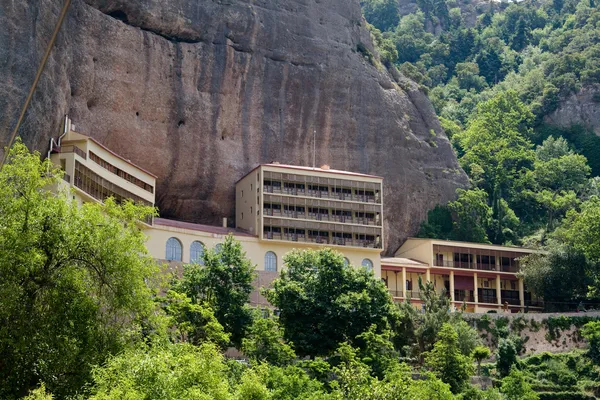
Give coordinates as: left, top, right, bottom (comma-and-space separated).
479, 295, 498, 304
405, 290, 421, 299
435, 260, 519, 273
263, 184, 381, 204
62, 173, 71, 184
388, 290, 403, 298
454, 291, 475, 303
59, 145, 87, 159
264, 231, 379, 249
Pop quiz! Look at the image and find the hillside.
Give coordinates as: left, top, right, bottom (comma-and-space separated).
362, 0, 600, 246
0, 0, 468, 254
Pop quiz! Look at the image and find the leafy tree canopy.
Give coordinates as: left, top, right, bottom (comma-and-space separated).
264, 249, 398, 357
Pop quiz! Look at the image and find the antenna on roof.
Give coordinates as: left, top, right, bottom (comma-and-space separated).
313, 129, 316, 169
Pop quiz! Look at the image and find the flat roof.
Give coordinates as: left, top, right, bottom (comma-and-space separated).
237, 163, 383, 183
381, 257, 429, 267
153, 218, 257, 237
401, 237, 542, 253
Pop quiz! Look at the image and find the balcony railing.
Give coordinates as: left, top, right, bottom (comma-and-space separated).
454, 291, 475, 302
265, 209, 382, 227
388, 290, 403, 298
435, 260, 519, 273
264, 232, 379, 248
264, 184, 381, 204
405, 290, 421, 299
525, 299, 544, 308
62, 173, 71, 184
60, 145, 87, 159
479, 295, 498, 304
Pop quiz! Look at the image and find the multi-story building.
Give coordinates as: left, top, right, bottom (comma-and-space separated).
235, 163, 384, 274
382, 238, 544, 312
48, 118, 544, 311
49, 119, 156, 220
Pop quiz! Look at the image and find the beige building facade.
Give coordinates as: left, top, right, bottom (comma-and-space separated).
48, 118, 545, 312
49, 119, 156, 217
382, 238, 543, 312
235, 163, 383, 272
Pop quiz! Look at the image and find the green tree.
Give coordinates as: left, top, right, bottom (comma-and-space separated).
89, 342, 233, 400
472, 346, 492, 376
581, 321, 600, 364
174, 234, 256, 347
241, 312, 296, 366
362, 0, 400, 32
455, 91, 535, 244
0, 141, 158, 398
163, 290, 230, 348
448, 189, 493, 243
355, 325, 399, 379
520, 246, 593, 310
424, 323, 474, 394
417, 204, 454, 240
555, 196, 600, 274
496, 338, 518, 377
413, 279, 452, 356
500, 367, 539, 400
451, 318, 481, 357
265, 249, 398, 357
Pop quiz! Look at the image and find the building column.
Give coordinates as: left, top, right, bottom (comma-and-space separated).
519, 278, 525, 308
473, 272, 478, 304
450, 270, 455, 303
402, 267, 407, 298
426, 268, 431, 283
496, 274, 502, 306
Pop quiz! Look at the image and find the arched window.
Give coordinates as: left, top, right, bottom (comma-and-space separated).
190, 241, 205, 264
362, 258, 373, 272
265, 251, 277, 272
343, 257, 350, 267
166, 237, 182, 261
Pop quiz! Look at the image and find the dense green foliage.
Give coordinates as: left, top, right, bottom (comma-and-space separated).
362, 0, 600, 310
362, 0, 600, 251
173, 235, 256, 348
0, 142, 158, 399
264, 249, 398, 357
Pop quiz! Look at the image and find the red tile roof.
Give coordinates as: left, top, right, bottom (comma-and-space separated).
153, 218, 257, 237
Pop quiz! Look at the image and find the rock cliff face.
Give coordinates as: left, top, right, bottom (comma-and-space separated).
0, 0, 467, 254
545, 84, 600, 136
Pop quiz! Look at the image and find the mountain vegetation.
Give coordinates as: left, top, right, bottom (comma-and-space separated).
362, 0, 600, 309
3, 142, 600, 399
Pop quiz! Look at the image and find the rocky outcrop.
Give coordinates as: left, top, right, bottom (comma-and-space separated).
0, 0, 467, 254
545, 84, 600, 136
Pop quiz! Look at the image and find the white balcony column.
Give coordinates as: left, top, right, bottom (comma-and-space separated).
402, 267, 407, 298
496, 274, 502, 305
426, 268, 431, 283
450, 270, 455, 303
473, 272, 478, 304
519, 278, 525, 307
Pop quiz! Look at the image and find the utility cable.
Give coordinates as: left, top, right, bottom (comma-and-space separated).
1, 0, 72, 169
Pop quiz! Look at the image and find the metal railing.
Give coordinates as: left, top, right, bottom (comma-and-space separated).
388, 290, 403, 298
479, 296, 498, 304
435, 260, 519, 273
264, 184, 381, 204
60, 145, 87, 159
454, 291, 475, 302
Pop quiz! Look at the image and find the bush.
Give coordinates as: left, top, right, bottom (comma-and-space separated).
538, 393, 595, 400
